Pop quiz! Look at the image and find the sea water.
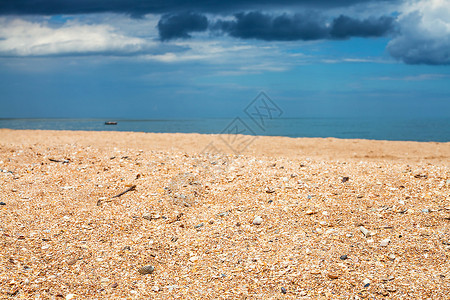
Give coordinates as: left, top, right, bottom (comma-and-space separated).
0, 117, 449, 142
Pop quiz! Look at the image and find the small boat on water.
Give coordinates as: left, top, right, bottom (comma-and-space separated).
104, 121, 118, 125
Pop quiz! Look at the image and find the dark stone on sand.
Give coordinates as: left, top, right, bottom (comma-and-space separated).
138, 265, 155, 275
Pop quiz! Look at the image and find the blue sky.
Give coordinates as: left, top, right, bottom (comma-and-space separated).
0, 0, 449, 119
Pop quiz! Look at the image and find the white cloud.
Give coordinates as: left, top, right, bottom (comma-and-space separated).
387, 0, 450, 64
0, 15, 306, 75
0, 16, 289, 70
373, 73, 450, 81
0, 17, 156, 56
320, 57, 392, 64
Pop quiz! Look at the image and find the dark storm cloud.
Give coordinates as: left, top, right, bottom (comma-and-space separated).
330, 15, 396, 39
158, 12, 208, 40
0, 0, 398, 16
160, 12, 396, 41
215, 12, 329, 41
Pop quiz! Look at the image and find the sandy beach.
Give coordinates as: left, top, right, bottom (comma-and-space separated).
1, 129, 450, 299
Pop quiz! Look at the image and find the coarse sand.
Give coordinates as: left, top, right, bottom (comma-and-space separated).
1, 129, 449, 299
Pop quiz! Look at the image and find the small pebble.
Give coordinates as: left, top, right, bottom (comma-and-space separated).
340, 255, 348, 260
253, 216, 263, 225
100, 278, 109, 286
388, 254, 396, 261
362, 278, 371, 287
67, 259, 77, 266
380, 238, 391, 247
194, 223, 204, 229
360, 226, 371, 237
189, 256, 199, 262
0, 202, 5, 205
342, 176, 350, 183
65, 294, 75, 300
138, 265, 155, 275
328, 273, 340, 279
143, 214, 160, 220
281, 287, 287, 294
151, 285, 160, 292
421, 209, 429, 213
111, 283, 118, 288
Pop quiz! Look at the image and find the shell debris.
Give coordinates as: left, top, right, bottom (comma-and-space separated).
0, 130, 449, 298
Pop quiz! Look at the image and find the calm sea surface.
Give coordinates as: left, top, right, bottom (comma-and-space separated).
0, 118, 449, 142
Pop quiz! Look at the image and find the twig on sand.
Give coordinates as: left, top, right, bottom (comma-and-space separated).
111, 185, 137, 198
97, 185, 137, 206
49, 158, 70, 164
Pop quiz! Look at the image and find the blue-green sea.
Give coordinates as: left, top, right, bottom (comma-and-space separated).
0, 117, 449, 142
